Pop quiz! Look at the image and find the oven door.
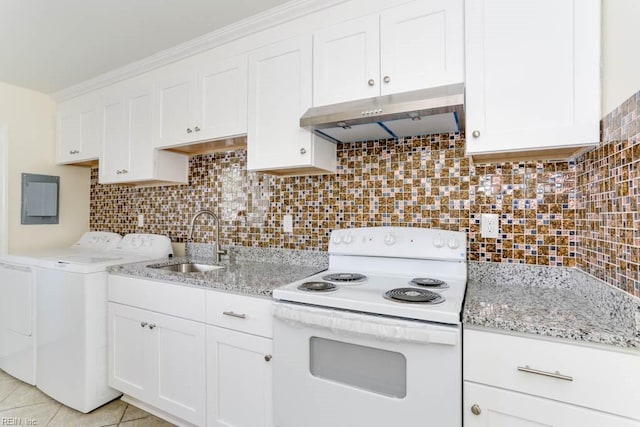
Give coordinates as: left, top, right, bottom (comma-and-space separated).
273, 303, 461, 427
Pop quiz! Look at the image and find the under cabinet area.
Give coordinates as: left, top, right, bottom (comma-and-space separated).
153, 51, 248, 150
464, 0, 600, 161
313, 0, 463, 107
247, 35, 336, 175
56, 92, 101, 165
463, 329, 640, 427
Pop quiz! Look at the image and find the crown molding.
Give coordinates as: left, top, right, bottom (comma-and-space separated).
51, 0, 348, 102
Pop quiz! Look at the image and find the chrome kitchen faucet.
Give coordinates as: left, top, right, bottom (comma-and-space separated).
188, 209, 227, 263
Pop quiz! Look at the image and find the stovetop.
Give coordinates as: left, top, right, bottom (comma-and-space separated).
272, 227, 468, 325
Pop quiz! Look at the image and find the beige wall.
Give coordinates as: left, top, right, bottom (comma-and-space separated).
601, 0, 640, 116
0, 81, 90, 253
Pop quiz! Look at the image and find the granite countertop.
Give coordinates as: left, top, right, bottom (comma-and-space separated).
463, 262, 640, 350
107, 245, 329, 298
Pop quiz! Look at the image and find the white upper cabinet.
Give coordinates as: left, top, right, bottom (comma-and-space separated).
153, 52, 248, 149
100, 76, 188, 184
465, 0, 601, 159
313, 0, 463, 107
56, 92, 101, 165
248, 35, 336, 175
313, 14, 380, 106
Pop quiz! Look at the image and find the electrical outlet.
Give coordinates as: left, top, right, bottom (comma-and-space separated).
137, 214, 144, 227
283, 214, 293, 233
481, 214, 499, 238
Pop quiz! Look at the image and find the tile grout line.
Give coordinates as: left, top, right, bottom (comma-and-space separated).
45, 403, 63, 426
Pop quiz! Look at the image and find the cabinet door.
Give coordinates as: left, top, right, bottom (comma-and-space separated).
100, 88, 129, 183
465, 0, 600, 155
380, 0, 463, 96
108, 303, 151, 401
153, 58, 197, 148
464, 382, 640, 427
56, 93, 101, 164
151, 311, 206, 427
207, 326, 273, 427
100, 78, 155, 184
313, 14, 380, 106
247, 36, 314, 171
195, 52, 248, 140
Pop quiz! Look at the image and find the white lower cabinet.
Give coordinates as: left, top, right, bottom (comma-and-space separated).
108, 302, 206, 426
463, 329, 640, 427
206, 326, 273, 427
464, 382, 639, 427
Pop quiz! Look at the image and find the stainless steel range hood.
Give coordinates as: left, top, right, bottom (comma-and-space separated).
300, 83, 465, 144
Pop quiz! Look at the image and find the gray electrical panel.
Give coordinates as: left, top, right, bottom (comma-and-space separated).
21, 173, 59, 225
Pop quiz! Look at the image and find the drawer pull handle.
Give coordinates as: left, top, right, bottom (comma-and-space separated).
223, 311, 246, 319
517, 365, 573, 382
470, 404, 481, 416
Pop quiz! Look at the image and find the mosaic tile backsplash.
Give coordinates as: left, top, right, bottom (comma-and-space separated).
90, 133, 577, 268
90, 90, 640, 298
575, 90, 640, 297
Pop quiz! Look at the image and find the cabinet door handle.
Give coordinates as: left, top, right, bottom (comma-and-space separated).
140, 322, 148, 328
186, 128, 193, 133
517, 365, 573, 382
121, 169, 128, 174
264, 354, 272, 362
472, 130, 481, 138
194, 126, 200, 132
368, 79, 375, 86
223, 311, 246, 319
148, 324, 156, 330
383, 75, 391, 83
471, 404, 481, 415
299, 148, 307, 155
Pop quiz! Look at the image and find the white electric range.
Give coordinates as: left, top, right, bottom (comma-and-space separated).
272, 226, 467, 427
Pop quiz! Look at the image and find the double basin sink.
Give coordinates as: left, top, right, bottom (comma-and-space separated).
148, 262, 223, 274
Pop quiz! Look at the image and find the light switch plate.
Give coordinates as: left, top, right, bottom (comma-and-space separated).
137, 214, 144, 227
481, 214, 499, 238
283, 214, 293, 233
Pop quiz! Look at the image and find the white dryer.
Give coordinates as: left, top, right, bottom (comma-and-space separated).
0, 231, 122, 385
34, 233, 173, 413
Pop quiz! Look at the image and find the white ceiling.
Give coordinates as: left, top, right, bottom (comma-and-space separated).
0, 0, 293, 94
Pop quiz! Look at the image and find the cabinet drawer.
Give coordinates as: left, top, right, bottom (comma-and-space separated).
206, 291, 273, 338
464, 329, 640, 421
108, 275, 206, 322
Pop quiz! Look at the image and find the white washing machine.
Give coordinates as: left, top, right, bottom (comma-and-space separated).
0, 231, 123, 385
34, 233, 173, 413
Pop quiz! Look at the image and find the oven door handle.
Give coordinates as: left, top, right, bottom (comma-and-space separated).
273, 303, 458, 346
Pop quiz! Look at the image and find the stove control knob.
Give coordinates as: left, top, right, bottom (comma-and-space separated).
447, 238, 460, 249
332, 235, 342, 245
384, 233, 396, 246
433, 236, 445, 248
343, 234, 353, 244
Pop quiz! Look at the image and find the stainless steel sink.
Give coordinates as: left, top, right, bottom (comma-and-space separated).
149, 263, 223, 273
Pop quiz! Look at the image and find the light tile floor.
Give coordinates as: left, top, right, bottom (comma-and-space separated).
0, 369, 175, 426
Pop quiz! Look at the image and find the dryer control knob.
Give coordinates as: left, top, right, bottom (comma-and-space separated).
332, 235, 342, 245
447, 238, 460, 249
433, 237, 445, 248
343, 234, 353, 244
384, 233, 396, 246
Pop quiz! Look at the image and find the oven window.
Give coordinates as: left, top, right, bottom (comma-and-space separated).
309, 337, 407, 398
